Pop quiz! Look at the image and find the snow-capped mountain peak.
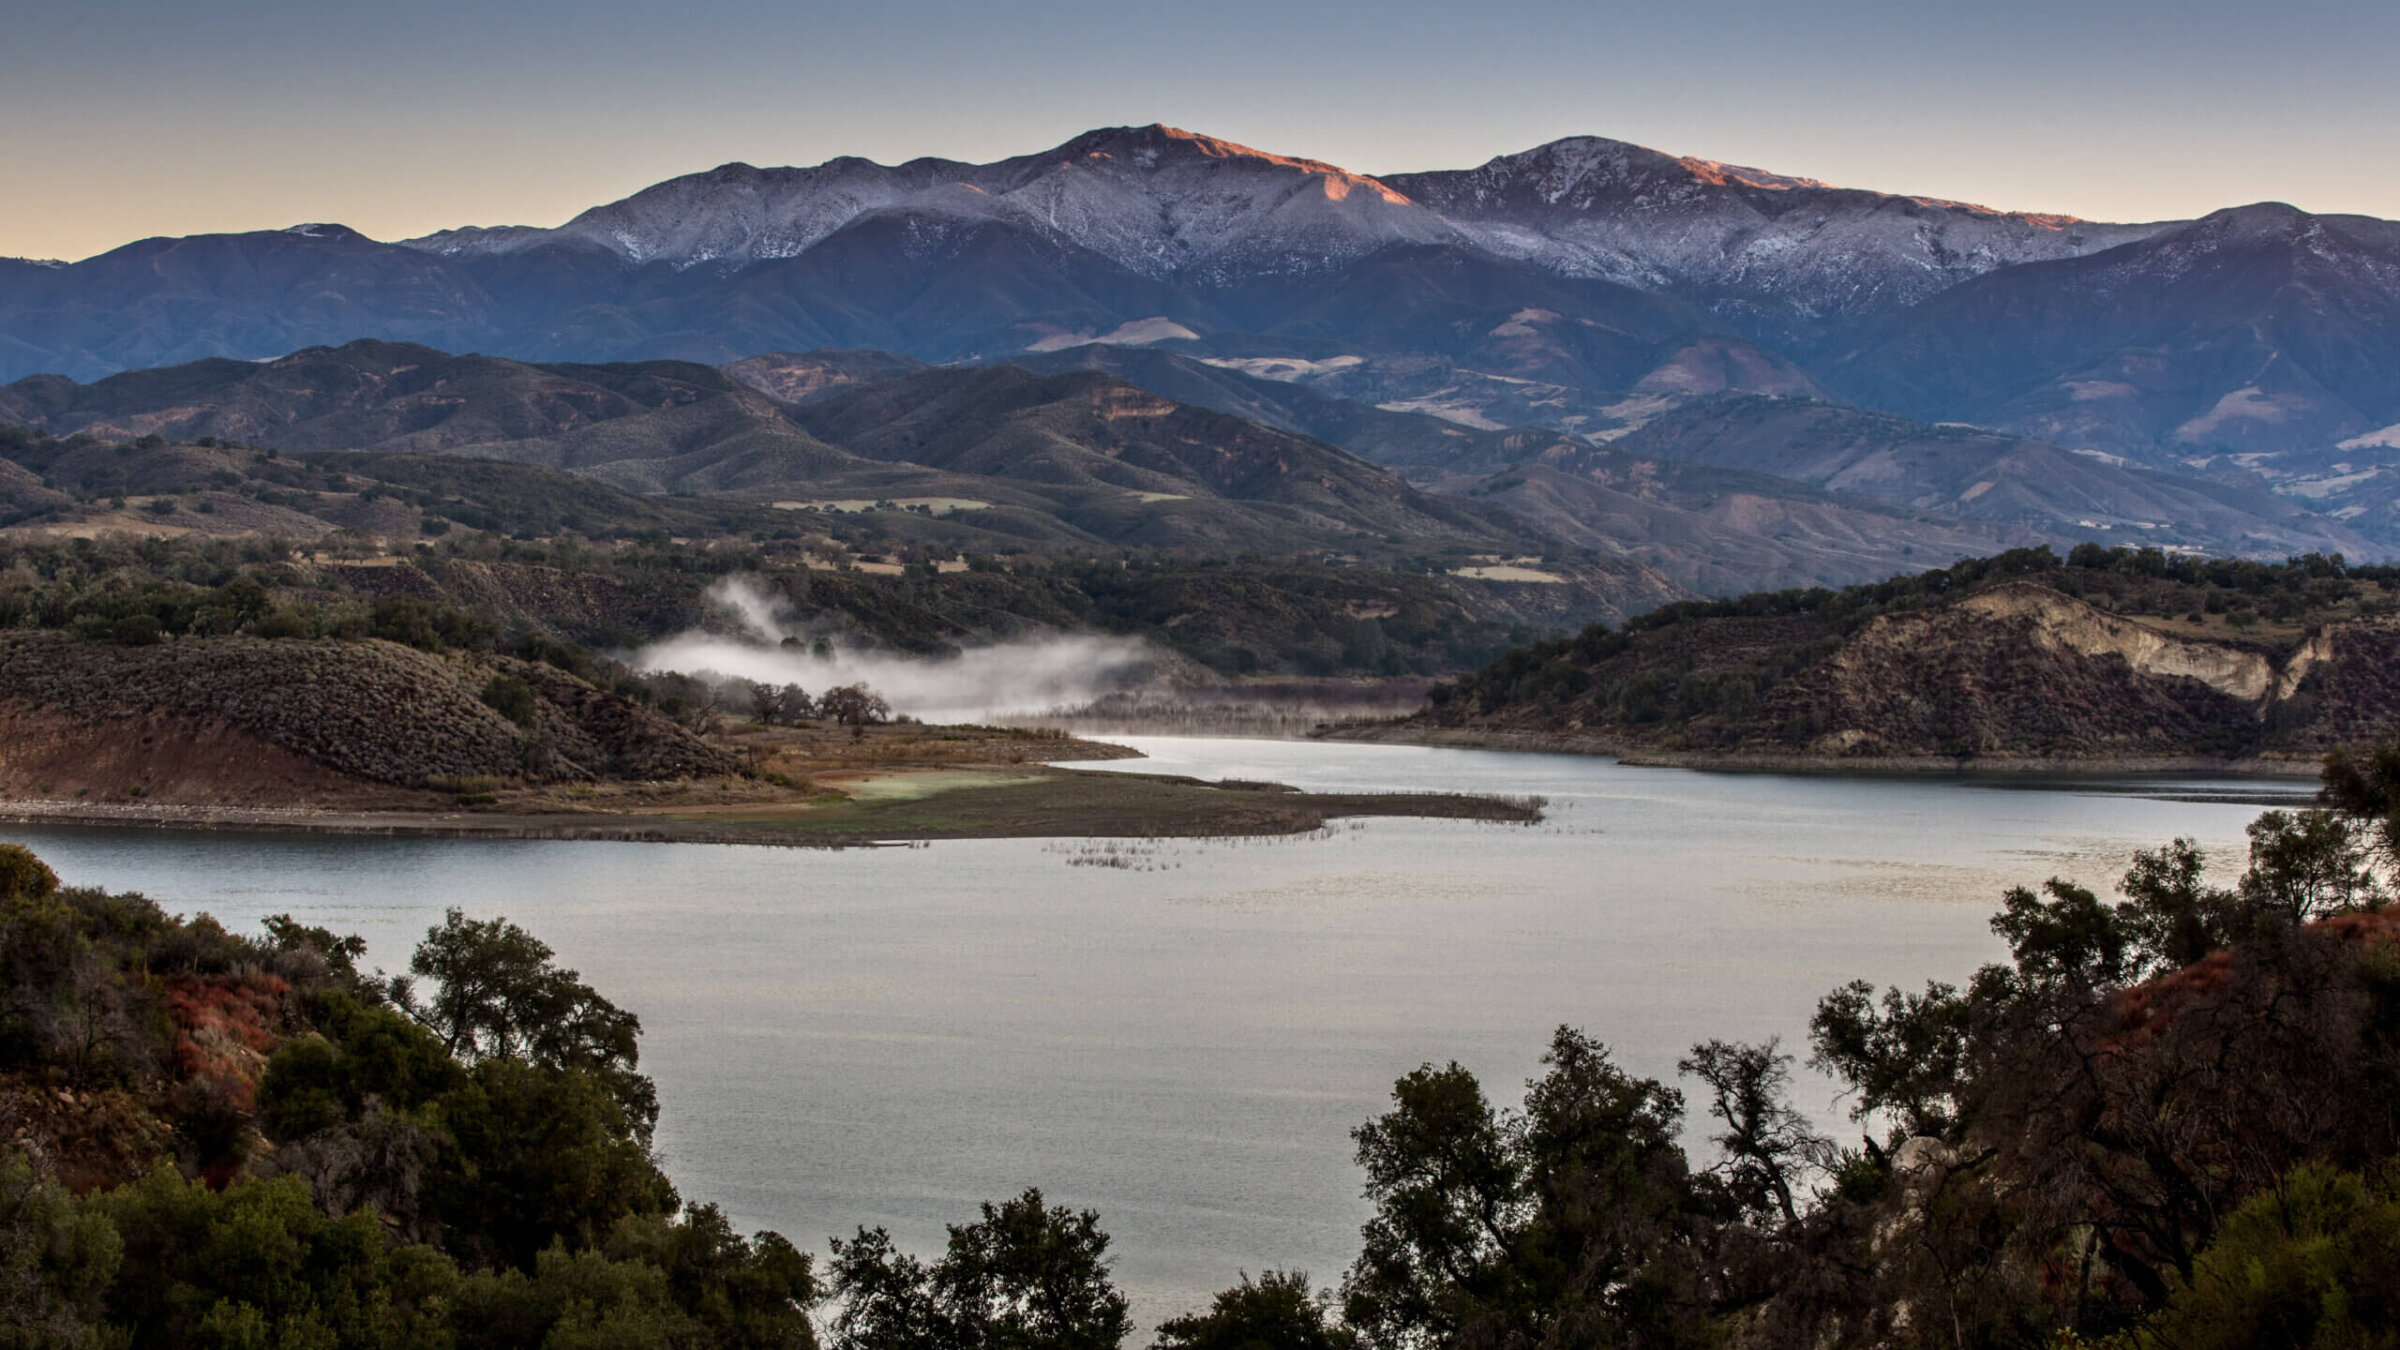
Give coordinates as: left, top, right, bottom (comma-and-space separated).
1382, 136, 2167, 343
402, 124, 1445, 277
394, 125, 2174, 344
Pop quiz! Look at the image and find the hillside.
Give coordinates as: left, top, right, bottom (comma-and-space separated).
1392, 546, 2400, 765
786, 363, 1502, 548
0, 339, 871, 491
0, 632, 736, 804
1605, 395, 2373, 559
1831, 205, 2400, 471
1448, 457, 2048, 596
0, 342, 1537, 556
4, 345, 2379, 625
985, 348, 2382, 584
0, 497, 1667, 698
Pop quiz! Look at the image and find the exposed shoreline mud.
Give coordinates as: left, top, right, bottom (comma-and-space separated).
0, 766, 1543, 849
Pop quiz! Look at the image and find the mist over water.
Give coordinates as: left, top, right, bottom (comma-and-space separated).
631, 576, 1158, 723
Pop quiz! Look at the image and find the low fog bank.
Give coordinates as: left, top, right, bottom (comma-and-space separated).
1009, 681, 1438, 739
631, 577, 1160, 724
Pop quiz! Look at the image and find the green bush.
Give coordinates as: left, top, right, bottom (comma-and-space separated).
480, 674, 539, 728
2109, 1164, 2400, 1349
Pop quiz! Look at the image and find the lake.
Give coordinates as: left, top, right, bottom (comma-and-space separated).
0, 738, 2311, 1326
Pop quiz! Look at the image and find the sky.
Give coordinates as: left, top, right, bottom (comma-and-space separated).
4, 0, 2396, 261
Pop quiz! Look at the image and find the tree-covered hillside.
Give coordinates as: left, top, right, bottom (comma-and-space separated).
1419, 545, 2400, 762
0, 523, 1625, 684
0, 852, 817, 1346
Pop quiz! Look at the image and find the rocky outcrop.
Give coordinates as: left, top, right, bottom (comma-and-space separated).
1746, 586, 2400, 760
1766, 596, 2261, 758
1956, 584, 2277, 702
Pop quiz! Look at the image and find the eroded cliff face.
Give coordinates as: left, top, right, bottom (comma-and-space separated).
1956, 585, 2278, 703
1779, 584, 2398, 758
1413, 576, 2400, 764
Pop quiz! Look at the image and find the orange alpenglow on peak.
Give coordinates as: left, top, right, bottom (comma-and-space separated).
1082, 125, 1414, 205
1674, 157, 1836, 192
1674, 152, 2089, 226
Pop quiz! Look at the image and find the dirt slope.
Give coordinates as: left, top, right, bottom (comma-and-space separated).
0, 633, 735, 796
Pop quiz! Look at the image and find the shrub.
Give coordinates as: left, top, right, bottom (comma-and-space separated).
480, 675, 539, 728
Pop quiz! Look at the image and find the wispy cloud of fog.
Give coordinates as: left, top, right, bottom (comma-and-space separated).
630, 576, 1160, 724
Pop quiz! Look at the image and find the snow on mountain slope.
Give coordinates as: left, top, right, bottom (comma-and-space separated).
409, 126, 1460, 279
1385, 137, 2167, 346
410, 156, 967, 265
401, 125, 2161, 345
970, 126, 1460, 279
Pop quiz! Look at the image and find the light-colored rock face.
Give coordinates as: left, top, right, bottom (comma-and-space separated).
1959, 585, 2277, 703
2279, 628, 2338, 702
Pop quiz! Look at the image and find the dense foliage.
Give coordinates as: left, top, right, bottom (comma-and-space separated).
0, 855, 815, 1348
0, 424, 773, 540
0, 526, 1551, 688
0, 427, 1591, 680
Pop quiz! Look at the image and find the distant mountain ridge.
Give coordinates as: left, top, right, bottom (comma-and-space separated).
4, 122, 2397, 546
1828, 203, 2400, 523
398, 124, 2158, 349
0, 339, 1524, 555
0, 123, 2172, 388
411, 127, 1452, 280
1383, 136, 2162, 349
7, 340, 2374, 594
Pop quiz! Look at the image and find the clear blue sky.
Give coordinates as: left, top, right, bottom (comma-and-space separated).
4, 0, 2394, 260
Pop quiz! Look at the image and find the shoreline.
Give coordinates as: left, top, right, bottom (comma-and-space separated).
0, 766, 1543, 848
1316, 721, 2328, 780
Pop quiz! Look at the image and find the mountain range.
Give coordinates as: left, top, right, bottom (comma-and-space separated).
0, 340, 1521, 556
2, 339, 2369, 598
3, 123, 2397, 576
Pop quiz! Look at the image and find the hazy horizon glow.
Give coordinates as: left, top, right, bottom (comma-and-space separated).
5, 0, 2396, 261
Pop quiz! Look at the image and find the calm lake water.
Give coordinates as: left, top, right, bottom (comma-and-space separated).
1, 739, 2313, 1325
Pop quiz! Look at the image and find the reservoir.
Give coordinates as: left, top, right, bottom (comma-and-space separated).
0, 738, 2309, 1325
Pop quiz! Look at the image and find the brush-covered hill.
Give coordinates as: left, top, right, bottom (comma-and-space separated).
0, 846, 821, 1343
0, 420, 811, 541
0, 341, 1536, 555
1605, 395, 2376, 560
1389, 545, 2400, 766
1002, 346, 2377, 583
0, 630, 736, 806
786, 362, 1502, 548
1448, 456, 2048, 597
0, 339, 874, 485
